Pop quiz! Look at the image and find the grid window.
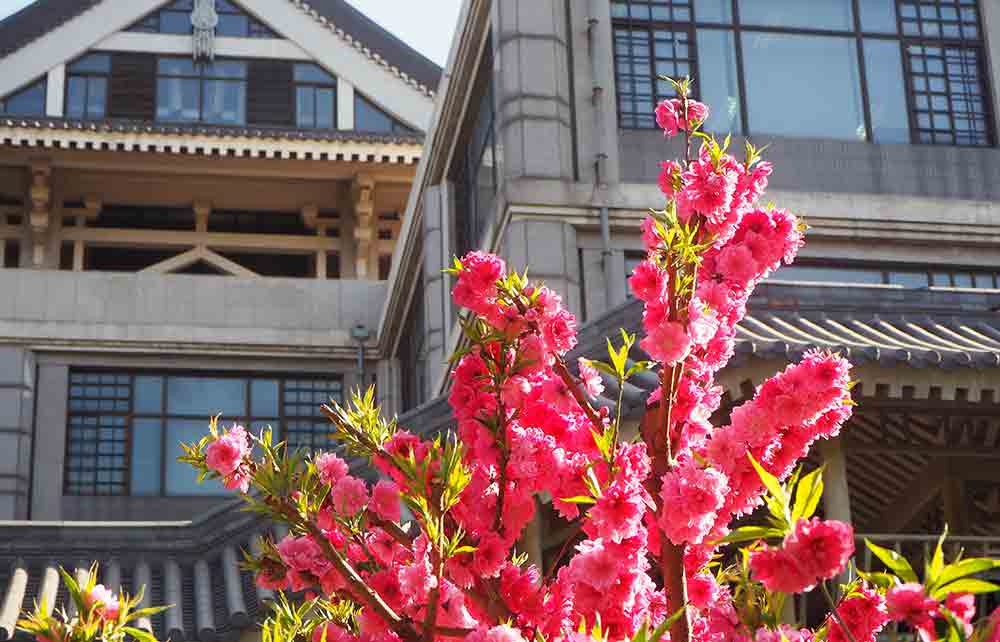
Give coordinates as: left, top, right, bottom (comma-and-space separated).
295, 63, 337, 130
767, 261, 1000, 288
614, 26, 694, 129
906, 44, 990, 145
66, 53, 110, 120
610, 0, 994, 146
355, 94, 413, 134
283, 379, 345, 452
65, 371, 344, 497
129, 0, 276, 38
156, 58, 247, 125
0, 78, 47, 116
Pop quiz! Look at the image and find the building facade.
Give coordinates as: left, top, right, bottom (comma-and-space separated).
381, 0, 1000, 586
2, 0, 1000, 639
0, 1, 437, 639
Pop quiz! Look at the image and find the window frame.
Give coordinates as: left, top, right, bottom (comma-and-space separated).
155, 56, 248, 125
294, 63, 338, 130
64, 53, 111, 120
0, 78, 48, 117
129, 0, 276, 38
64, 369, 345, 497
610, 0, 996, 147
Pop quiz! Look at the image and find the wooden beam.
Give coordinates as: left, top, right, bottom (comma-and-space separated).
844, 443, 1000, 458
201, 248, 259, 278
877, 458, 948, 532
140, 247, 206, 274
60, 227, 341, 252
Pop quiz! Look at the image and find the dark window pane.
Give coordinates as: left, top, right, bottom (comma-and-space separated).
772, 265, 884, 284
160, 10, 191, 34
864, 39, 910, 143
205, 60, 247, 79
69, 53, 111, 73
355, 94, 395, 132
66, 77, 87, 118
696, 29, 741, 134
888, 271, 929, 288
694, 0, 732, 23
159, 58, 197, 75
297, 86, 315, 128
738, 0, 853, 30
157, 78, 200, 121
316, 88, 335, 129
203, 79, 246, 124
743, 33, 865, 140
2, 80, 46, 116
87, 78, 107, 119
251, 379, 279, 417
134, 376, 163, 414
973, 272, 995, 288
295, 63, 335, 84
217, 13, 249, 37
131, 419, 163, 496
953, 273, 973, 288
859, 0, 898, 33
166, 377, 246, 416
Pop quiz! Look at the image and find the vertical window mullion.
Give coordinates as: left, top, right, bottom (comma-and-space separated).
853, 0, 876, 142
731, 0, 750, 134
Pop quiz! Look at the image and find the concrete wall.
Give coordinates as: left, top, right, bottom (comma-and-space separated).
0, 270, 387, 350
501, 219, 582, 318
0, 348, 34, 520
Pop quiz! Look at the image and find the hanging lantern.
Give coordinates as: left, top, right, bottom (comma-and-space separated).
191, 0, 218, 61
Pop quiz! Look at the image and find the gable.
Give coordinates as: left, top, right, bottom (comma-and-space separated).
0, 0, 439, 129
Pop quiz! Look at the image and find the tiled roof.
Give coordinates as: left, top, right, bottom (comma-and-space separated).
0, 117, 425, 145
0, 501, 274, 642
0, 0, 442, 95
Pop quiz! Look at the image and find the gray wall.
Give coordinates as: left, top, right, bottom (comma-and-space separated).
0, 348, 34, 520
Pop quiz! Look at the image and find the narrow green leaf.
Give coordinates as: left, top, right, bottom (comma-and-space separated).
927, 526, 949, 588
649, 607, 686, 642
791, 466, 824, 523
560, 496, 597, 506
747, 453, 787, 510
930, 578, 1000, 600
865, 539, 919, 583
932, 559, 1000, 594
123, 626, 159, 642
716, 526, 786, 545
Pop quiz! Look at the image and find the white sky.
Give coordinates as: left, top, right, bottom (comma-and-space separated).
0, 0, 461, 65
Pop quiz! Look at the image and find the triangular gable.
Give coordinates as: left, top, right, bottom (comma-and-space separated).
0, 0, 438, 130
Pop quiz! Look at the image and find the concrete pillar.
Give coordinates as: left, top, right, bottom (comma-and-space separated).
501, 219, 581, 319
980, 0, 1000, 143
495, 0, 575, 181
819, 437, 853, 524
31, 364, 69, 521
375, 357, 401, 418
337, 78, 355, 131
0, 347, 35, 520
422, 184, 450, 398
46, 64, 65, 118
580, 247, 628, 321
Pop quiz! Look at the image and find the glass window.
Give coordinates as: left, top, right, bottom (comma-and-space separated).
355, 94, 411, 134
696, 29, 741, 134
611, 0, 993, 146
295, 64, 337, 130
129, 0, 275, 38
864, 39, 910, 143
66, 53, 110, 120
65, 370, 344, 497
694, 0, 732, 23
156, 58, 246, 125
743, 33, 865, 140
859, 0, 898, 33
888, 271, 930, 288
973, 272, 996, 288
0, 79, 47, 116
771, 265, 884, 284
953, 273, 973, 288
738, 0, 854, 31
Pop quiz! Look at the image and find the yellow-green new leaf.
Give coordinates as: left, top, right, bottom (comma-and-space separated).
865, 539, 919, 583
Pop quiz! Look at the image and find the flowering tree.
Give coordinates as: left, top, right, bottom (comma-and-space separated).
176, 78, 1000, 642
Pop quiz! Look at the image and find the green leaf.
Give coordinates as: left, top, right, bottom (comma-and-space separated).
932, 559, 1000, 595
123, 627, 159, 642
855, 569, 898, 590
927, 526, 949, 587
560, 496, 597, 506
865, 539, 919, 583
747, 453, 788, 518
930, 578, 1000, 600
716, 526, 786, 545
791, 466, 824, 523
649, 608, 686, 642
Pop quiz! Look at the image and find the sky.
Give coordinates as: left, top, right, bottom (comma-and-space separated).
0, 0, 462, 66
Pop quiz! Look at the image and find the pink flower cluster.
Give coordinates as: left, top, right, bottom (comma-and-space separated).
205, 424, 252, 492
826, 583, 889, 642
83, 584, 120, 622
886, 584, 977, 641
749, 518, 855, 593
655, 98, 709, 137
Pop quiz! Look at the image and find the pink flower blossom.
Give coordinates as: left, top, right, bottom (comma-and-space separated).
658, 161, 682, 197
629, 260, 667, 303
312, 622, 353, 642
655, 98, 709, 137
316, 452, 350, 486
484, 624, 526, 642
205, 425, 250, 477
658, 458, 727, 545
589, 484, 646, 543
84, 584, 120, 621
370, 480, 402, 522
577, 358, 605, 398
826, 583, 889, 642
333, 476, 369, 515
886, 583, 938, 629
255, 569, 289, 591
751, 518, 854, 593
473, 532, 508, 578
640, 321, 692, 366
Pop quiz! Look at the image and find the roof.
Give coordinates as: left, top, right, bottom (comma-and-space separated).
0, 0, 442, 94
0, 501, 273, 642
